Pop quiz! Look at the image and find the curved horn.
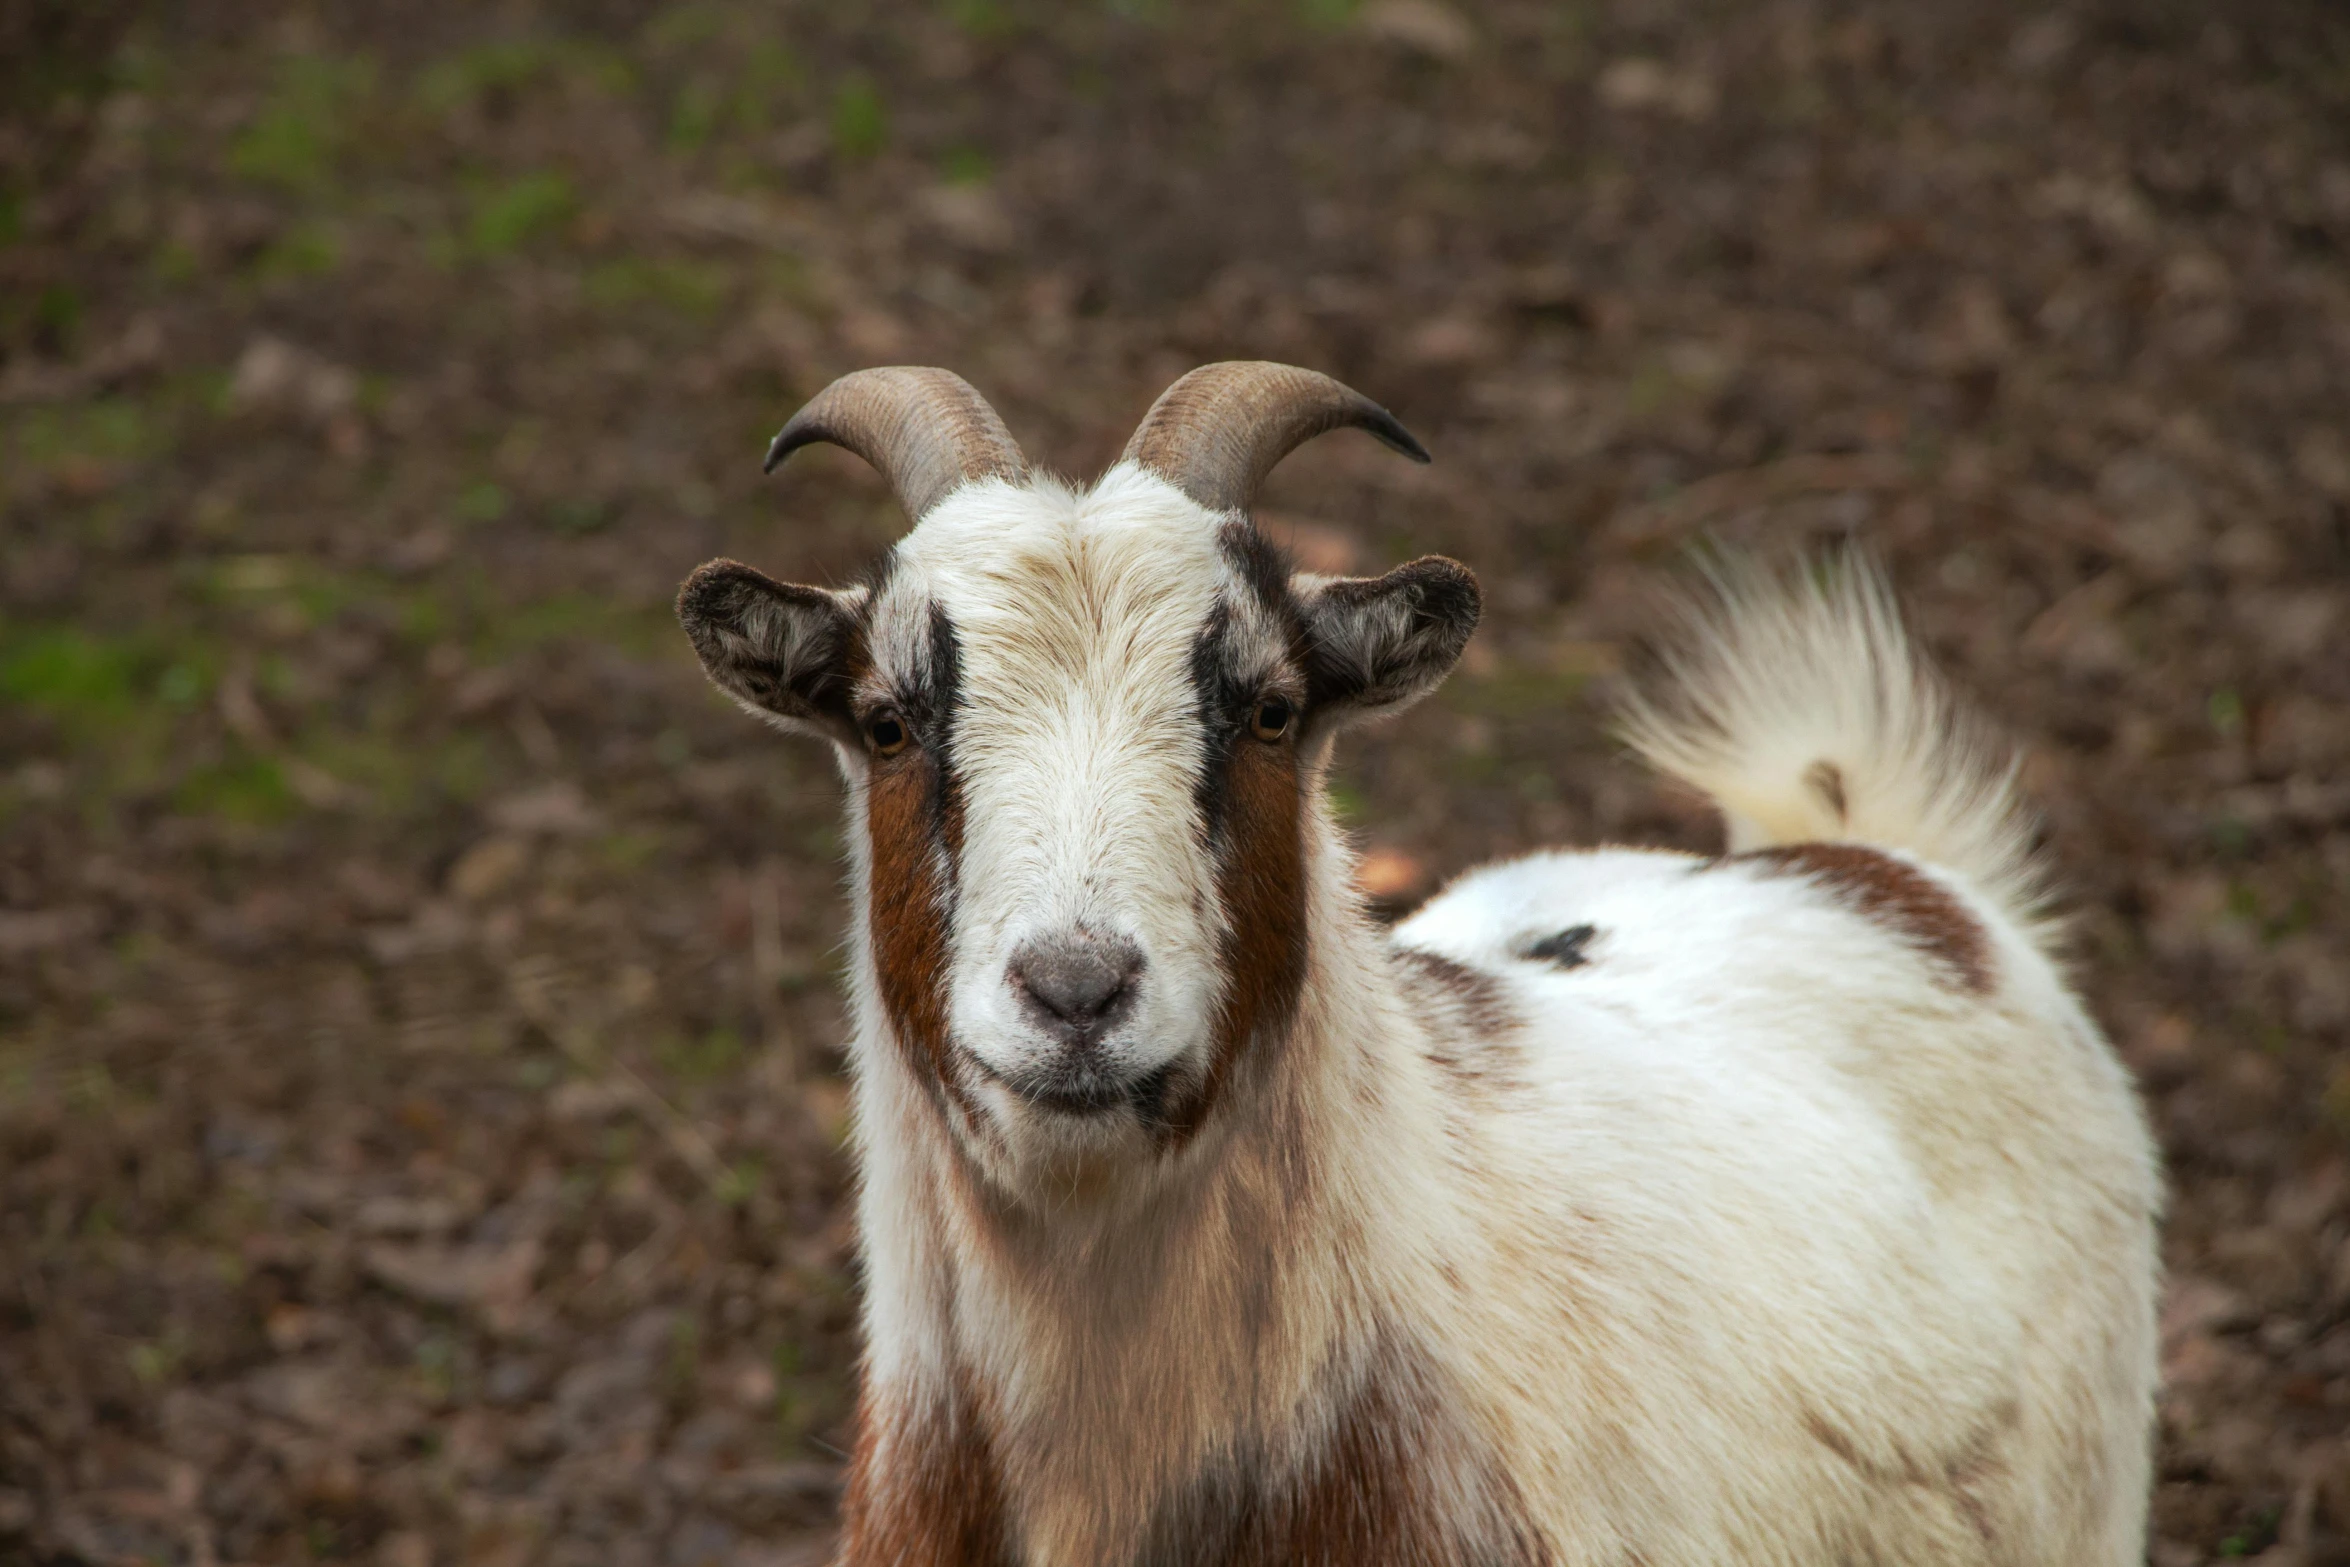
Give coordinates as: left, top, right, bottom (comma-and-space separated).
1119, 361, 1430, 516
764, 366, 1027, 522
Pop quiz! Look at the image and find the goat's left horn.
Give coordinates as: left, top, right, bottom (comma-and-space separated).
764, 366, 1027, 522
1119, 360, 1429, 517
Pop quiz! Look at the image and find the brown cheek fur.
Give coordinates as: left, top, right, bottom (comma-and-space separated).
1733, 841, 1994, 994
866, 750, 974, 1115
839, 1373, 1013, 1566
1171, 736, 1307, 1142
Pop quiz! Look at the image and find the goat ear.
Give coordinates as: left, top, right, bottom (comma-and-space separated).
676, 558, 864, 743
1296, 555, 1481, 728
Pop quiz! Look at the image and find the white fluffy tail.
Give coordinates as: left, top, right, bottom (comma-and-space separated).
1616, 555, 2053, 949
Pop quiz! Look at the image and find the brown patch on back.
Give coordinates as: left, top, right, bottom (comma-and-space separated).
1394, 949, 1529, 1098
1173, 736, 1308, 1141
1734, 842, 1994, 993
1394, 949, 1515, 1034
839, 1372, 1014, 1566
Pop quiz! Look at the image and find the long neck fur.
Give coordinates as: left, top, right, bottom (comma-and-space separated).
840, 802, 1508, 1566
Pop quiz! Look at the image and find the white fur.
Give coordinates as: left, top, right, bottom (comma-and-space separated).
870, 468, 1259, 1191
832, 490, 2160, 1565
1615, 558, 2050, 939
1393, 847, 2158, 1561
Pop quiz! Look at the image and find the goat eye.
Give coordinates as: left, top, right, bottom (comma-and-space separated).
866, 711, 909, 756
1250, 697, 1294, 742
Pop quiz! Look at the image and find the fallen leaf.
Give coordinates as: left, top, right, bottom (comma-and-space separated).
1356, 0, 1474, 60
448, 836, 533, 903
1357, 848, 1427, 901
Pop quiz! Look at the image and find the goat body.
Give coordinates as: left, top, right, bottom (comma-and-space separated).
678, 365, 2160, 1567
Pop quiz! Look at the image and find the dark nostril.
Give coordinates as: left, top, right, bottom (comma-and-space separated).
1009, 931, 1144, 1032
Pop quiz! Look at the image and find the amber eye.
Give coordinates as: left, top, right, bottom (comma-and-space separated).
866, 711, 909, 756
1250, 697, 1294, 742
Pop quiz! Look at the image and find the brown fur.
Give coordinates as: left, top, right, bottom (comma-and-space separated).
1802, 1400, 2016, 1553
1171, 735, 1307, 1141
1270, 1353, 1547, 1567
1734, 842, 1994, 994
867, 748, 976, 1118
1395, 949, 1528, 1099
1394, 949, 1516, 1033
839, 1373, 1014, 1566
1140, 1339, 1551, 1566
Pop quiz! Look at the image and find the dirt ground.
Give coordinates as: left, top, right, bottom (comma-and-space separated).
2, 0, 2347, 1562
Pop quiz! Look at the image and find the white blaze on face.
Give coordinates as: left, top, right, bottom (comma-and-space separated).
882, 467, 1235, 1123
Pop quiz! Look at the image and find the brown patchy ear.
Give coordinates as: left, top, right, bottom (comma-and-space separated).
676, 558, 864, 742
1297, 555, 1481, 728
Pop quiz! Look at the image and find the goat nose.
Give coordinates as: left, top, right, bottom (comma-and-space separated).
1009, 932, 1144, 1033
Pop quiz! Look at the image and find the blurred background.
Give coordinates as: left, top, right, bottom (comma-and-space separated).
2, 0, 2347, 1562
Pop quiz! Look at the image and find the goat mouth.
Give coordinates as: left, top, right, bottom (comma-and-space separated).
968, 1053, 1175, 1121
1015, 1079, 1130, 1116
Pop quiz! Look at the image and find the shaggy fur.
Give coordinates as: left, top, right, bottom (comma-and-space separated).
680, 455, 2160, 1567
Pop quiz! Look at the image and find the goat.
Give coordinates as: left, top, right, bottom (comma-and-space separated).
676, 362, 2161, 1567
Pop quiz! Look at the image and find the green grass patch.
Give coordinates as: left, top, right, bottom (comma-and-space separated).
1298, 0, 1363, 26
251, 221, 344, 280
661, 1022, 744, 1085
31, 282, 82, 349
471, 590, 669, 660
457, 481, 511, 523
667, 78, 725, 151
414, 36, 635, 119
942, 0, 1021, 38
174, 753, 297, 825
668, 39, 804, 152
0, 623, 219, 756
295, 729, 413, 814
831, 75, 886, 159
416, 40, 550, 115
643, 2, 729, 51
1623, 359, 1682, 418
7, 397, 154, 478
547, 497, 615, 536
737, 40, 802, 101
230, 53, 379, 196
466, 170, 578, 257
940, 145, 993, 185
300, 720, 499, 816
151, 240, 202, 286
595, 828, 666, 874
584, 256, 730, 320
2, 627, 149, 725
431, 732, 496, 805
204, 554, 452, 645
2207, 685, 2246, 739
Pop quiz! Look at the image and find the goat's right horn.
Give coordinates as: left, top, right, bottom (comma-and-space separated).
764, 366, 1027, 523
1120, 360, 1430, 517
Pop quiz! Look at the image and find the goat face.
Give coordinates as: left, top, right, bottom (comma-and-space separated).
677, 366, 1478, 1194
